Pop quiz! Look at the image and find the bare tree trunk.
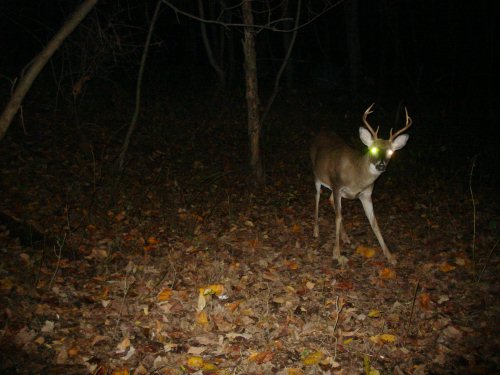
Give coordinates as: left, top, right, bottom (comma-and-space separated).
0, 0, 98, 141
198, 0, 225, 90
345, 0, 361, 95
260, 0, 301, 127
118, 0, 162, 170
242, 0, 264, 184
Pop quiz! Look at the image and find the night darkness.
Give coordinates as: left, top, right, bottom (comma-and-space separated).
1, 0, 499, 373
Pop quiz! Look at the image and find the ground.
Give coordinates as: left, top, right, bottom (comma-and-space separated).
0, 85, 499, 374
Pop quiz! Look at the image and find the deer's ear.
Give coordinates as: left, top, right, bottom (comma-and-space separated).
392, 134, 409, 150
359, 127, 374, 147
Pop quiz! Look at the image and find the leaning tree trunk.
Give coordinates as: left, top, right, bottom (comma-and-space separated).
242, 0, 264, 185
0, 0, 98, 141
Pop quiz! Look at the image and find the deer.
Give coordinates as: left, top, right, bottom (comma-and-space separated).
310, 103, 413, 265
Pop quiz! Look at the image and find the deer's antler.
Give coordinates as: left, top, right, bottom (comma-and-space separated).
389, 107, 413, 141
363, 103, 379, 139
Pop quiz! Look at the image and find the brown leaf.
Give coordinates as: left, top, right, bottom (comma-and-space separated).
419, 293, 431, 309
248, 350, 274, 364
379, 268, 396, 279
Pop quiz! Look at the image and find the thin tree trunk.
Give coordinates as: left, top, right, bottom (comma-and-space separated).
345, 0, 361, 95
242, 0, 264, 184
260, 0, 301, 127
118, 0, 162, 170
198, 0, 225, 90
0, 0, 98, 141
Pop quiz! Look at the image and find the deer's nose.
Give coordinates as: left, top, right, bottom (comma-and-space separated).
376, 161, 386, 171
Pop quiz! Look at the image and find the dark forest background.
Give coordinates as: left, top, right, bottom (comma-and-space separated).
1, 2, 497, 107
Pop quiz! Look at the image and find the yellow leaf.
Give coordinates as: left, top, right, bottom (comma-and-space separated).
343, 338, 353, 345
202, 362, 218, 371
205, 284, 224, 296
379, 267, 396, 279
379, 333, 397, 343
111, 369, 130, 375
368, 309, 381, 318
187, 356, 204, 368
356, 245, 377, 259
196, 311, 209, 325
286, 368, 304, 375
302, 350, 323, 365
439, 262, 456, 272
67, 347, 79, 357
370, 334, 396, 345
158, 288, 173, 302
364, 354, 381, 375
291, 223, 302, 233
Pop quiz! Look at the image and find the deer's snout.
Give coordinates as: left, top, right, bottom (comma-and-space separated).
375, 161, 386, 171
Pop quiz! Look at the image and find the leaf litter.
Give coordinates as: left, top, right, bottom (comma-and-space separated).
0, 94, 499, 374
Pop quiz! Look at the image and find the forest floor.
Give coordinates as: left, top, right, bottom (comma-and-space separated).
0, 87, 499, 374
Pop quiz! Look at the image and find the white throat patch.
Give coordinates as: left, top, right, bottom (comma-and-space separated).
369, 163, 383, 175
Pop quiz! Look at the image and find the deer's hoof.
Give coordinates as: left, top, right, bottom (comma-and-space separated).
336, 255, 349, 266
387, 255, 397, 265
313, 226, 319, 238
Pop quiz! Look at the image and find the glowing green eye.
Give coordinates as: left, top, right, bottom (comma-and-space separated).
370, 147, 379, 155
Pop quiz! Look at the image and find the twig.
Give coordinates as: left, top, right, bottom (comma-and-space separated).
331, 295, 345, 361
469, 155, 477, 279
403, 278, 420, 344
114, 272, 133, 336
161, 0, 344, 34
48, 234, 67, 289
476, 239, 499, 283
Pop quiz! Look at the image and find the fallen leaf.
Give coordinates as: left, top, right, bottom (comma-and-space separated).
379, 333, 397, 343
284, 259, 300, 270
116, 337, 131, 351
305, 281, 315, 290
196, 311, 209, 325
356, 245, 377, 259
187, 355, 204, 368
419, 293, 431, 309
302, 350, 323, 365
370, 333, 397, 344
379, 268, 396, 279
158, 288, 173, 302
41, 320, 55, 333
291, 224, 302, 233
111, 369, 129, 375
439, 263, 456, 272
147, 236, 160, 244
368, 309, 382, 318
204, 284, 224, 296
248, 350, 274, 364
286, 368, 304, 375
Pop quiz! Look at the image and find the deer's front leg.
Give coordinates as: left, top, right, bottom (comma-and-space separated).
359, 193, 396, 265
329, 192, 350, 244
333, 192, 348, 266
313, 181, 321, 238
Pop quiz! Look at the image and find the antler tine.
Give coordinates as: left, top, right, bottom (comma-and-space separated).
362, 103, 378, 139
390, 107, 413, 141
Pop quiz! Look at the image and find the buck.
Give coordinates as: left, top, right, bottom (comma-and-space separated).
310, 103, 412, 265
